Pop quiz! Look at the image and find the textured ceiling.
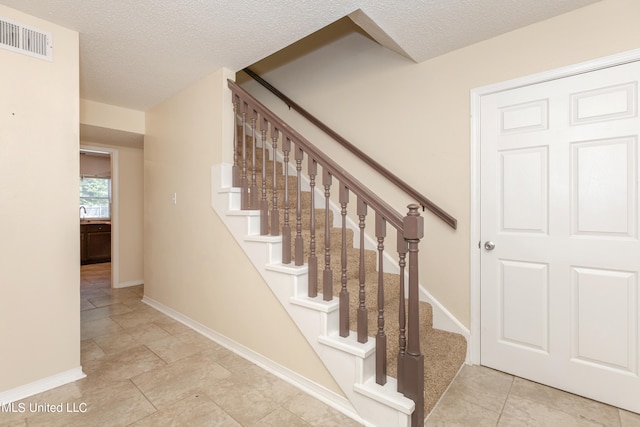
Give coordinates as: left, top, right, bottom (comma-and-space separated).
1, 0, 598, 111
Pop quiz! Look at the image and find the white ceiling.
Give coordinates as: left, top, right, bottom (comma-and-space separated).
1, 0, 599, 112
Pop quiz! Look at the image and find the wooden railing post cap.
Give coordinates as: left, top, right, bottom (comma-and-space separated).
403, 204, 424, 240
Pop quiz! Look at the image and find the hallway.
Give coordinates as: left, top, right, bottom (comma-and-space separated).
1, 263, 360, 426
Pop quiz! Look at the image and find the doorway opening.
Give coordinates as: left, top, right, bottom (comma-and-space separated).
80, 146, 119, 289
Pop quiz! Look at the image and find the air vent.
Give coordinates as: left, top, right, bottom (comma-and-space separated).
0, 16, 52, 61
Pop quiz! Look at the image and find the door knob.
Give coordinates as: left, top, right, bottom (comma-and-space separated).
484, 241, 495, 251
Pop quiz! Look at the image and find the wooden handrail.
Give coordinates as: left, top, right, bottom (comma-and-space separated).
241, 67, 457, 230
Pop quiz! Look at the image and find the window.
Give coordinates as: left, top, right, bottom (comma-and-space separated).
80, 177, 111, 219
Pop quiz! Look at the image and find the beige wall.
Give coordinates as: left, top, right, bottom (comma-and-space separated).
241, 0, 640, 328
144, 68, 342, 394
0, 6, 80, 391
116, 145, 144, 286
81, 99, 145, 134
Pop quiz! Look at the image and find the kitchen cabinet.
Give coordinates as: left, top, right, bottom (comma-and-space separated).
80, 223, 111, 265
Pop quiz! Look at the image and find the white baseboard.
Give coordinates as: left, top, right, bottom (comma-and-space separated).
0, 368, 86, 405
114, 279, 144, 289
142, 295, 363, 424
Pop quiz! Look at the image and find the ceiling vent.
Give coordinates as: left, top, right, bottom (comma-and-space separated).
0, 16, 52, 61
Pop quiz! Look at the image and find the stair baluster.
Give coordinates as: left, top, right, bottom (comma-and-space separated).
294, 146, 304, 266
322, 168, 333, 301
240, 102, 249, 210
249, 109, 258, 209
376, 213, 387, 385
259, 119, 269, 235
339, 184, 350, 338
308, 158, 318, 297
282, 137, 292, 264
270, 125, 280, 236
357, 197, 368, 343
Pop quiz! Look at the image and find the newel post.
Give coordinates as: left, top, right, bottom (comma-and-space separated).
403, 204, 424, 427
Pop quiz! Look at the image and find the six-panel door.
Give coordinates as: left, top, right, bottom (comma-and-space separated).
480, 61, 640, 413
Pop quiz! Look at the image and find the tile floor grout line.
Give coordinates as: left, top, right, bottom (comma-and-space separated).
140, 343, 172, 367
88, 334, 113, 355
127, 377, 160, 422
618, 409, 624, 427
494, 374, 515, 426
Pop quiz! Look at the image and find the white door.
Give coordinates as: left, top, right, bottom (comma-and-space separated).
480, 60, 640, 413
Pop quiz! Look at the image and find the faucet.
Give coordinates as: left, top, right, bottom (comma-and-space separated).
80, 206, 87, 218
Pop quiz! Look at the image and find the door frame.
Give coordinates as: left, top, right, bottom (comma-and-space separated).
469, 48, 640, 365
80, 144, 119, 289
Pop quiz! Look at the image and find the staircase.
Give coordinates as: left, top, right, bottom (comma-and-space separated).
210, 80, 467, 426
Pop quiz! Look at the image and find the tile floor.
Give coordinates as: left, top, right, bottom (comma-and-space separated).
1, 263, 360, 427
1, 262, 639, 426
426, 365, 640, 426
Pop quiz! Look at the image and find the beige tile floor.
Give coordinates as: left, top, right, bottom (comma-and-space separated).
2, 262, 639, 426
0, 263, 361, 427
427, 361, 640, 426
